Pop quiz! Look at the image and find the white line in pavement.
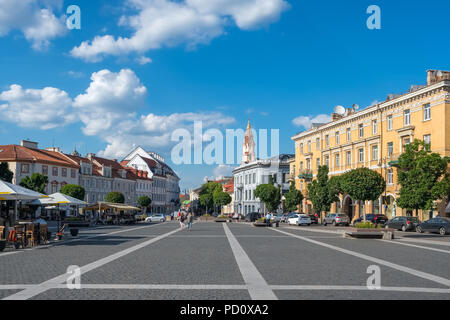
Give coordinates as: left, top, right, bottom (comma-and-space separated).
381, 240, 450, 254
273, 228, 450, 288
397, 237, 450, 247
2, 224, 181, 300
1, 284, 449, 294
280, 225, 343, 235
270, 285, 450, 294
223, 224, 277, 300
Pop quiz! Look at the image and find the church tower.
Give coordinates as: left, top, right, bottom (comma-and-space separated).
242, 120, 256, 164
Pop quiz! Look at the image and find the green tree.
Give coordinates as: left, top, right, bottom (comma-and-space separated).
307, 166, 340, 215
106, 191, 125, 204
284, 182, 304, 212
199, 193, 213, 214
255, 183, 280, 214
138, 195, 152, 213
19, 173, 48, 194
0, 162, 13, 183
213, 190, 232, 213
396, 139, 450, 216
340, 168, 386, 220
60, 184, 85, 200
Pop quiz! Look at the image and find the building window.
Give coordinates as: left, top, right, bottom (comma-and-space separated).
325, 156, 329, 167
306, 159, 311, 170
300, 161, 303, 171
316, 138, 320, 150
335, 153, 340, 167
316, 158, 320, 168
372, 145, 378, 161
372, 120, 378, 134
300, 143, 303, 154
387, 169, 394, 185
424, 134, 431, 146
62, 168, 67, 177
253, 173, 256, 184
387, 115, 393, 131
71, 169, 76, 178
347, 128, 351, 141
51, 182, 58, 194
325, 135, 329, 147
308, 141, 311, 152
42, 165, 48, 175
346, 151, 351, 165
387, 142, 393, 157
52, 167, 58, 176
404, 109, 410, 126
358, 148, 364, 163
423, 104, 431, 121
21, 164, 29, 174
403, 137, 411, 146
335, 132, 340, 145
359, 124, 364, 138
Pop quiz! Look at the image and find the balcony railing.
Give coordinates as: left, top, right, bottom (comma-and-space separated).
298, 170, 313, 180
387, 153, 400, 167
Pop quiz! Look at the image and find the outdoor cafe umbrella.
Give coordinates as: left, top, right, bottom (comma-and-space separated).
30, 192, 88, 232
0, 179, 49, 220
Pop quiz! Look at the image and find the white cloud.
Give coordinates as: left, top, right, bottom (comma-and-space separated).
292, 114, 331, 129
0, 84, 74, 130
213, 164, 235, 179
70, 0, 290, 62
0, 0, 66, 50
137, 56, 152, 65
0, 68, 236, 159
73, 69, 148, 135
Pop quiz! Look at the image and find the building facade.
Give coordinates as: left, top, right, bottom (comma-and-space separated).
0, 140, 79, 194
292, 69, 450, 220
122, 147, 180, 213
63, 152, 114, 203
233, 120, 293, 215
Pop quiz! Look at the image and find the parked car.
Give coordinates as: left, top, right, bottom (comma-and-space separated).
288, 214, 311, 226
385, 216, 421, 232
145, 214, 166, 222
323, 213, 350, 226
308, 214, 319, 224
280, 214, 289, 223
245, 212, 261, 222
416, 217, 450, 236
271, 214, 283, 222
352, 214, 389, 227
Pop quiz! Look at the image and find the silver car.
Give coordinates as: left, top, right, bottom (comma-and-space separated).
323, 213, 350, 226
145, 214, 166, 222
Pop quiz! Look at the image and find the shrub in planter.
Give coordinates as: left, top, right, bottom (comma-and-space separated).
355, 221, 382, 229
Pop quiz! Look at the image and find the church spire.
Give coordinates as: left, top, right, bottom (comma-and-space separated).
242, 119, 256, 165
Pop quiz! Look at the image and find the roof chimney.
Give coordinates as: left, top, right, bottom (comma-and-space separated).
20, 140, 38, 149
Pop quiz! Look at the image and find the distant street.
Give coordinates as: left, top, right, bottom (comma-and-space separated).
1, 221, 450, 300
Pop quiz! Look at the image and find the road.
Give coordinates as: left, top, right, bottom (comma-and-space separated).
0, 221, 449, 300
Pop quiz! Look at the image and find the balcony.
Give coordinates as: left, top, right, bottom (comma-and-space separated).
298, 170, 313, 181
387, 154, 400, 167
235, 183, 244, 189
286, 173, 295, 182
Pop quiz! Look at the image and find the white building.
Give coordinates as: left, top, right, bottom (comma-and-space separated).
232, 123, 294, 215
122, 147, 180, 213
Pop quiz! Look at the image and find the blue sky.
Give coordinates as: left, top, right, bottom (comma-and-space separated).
1, 0, 449, 191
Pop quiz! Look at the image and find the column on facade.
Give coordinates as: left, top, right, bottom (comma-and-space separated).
330, 202, 337, 214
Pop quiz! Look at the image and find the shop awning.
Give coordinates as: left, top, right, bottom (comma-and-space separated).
84, 202, 140, 212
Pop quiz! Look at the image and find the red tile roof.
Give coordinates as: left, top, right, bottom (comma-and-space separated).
0, 145, 79, 168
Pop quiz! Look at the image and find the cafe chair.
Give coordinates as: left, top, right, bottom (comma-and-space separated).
25, 224, 35, 247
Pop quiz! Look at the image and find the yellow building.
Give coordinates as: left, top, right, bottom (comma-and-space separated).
291, 70, 450, 221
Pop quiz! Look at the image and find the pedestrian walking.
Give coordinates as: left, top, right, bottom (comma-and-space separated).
179, 213, 186, 230
187, 213, 194, 231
